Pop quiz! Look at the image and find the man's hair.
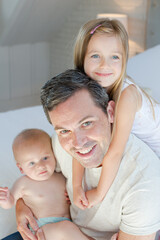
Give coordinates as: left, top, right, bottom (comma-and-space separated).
41, 69, 109, 123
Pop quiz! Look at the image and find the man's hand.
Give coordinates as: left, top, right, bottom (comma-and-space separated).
65, 190, 71, 205
16, 198, 39, 240
36, 229, 46, 240
73, 186, 88, 209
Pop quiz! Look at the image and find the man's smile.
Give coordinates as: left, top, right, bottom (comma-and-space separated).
76, 144, 96, 157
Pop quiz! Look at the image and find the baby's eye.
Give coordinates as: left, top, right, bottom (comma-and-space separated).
112, 55, 119, 60
43, 156, 48, 161
91, 54, 99, 59
82, 121, 92, 127
29, 162, 35, 166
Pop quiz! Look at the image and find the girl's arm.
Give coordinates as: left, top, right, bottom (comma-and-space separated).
72, 158, 88, 209
86, 85, 141, 207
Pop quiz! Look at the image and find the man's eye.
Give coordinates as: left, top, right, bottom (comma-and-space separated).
60, 130, 70, 135
82, 121, 92, 127
91, 54, 99, 59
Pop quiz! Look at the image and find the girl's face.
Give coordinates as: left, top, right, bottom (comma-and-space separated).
84, 33, 123, 90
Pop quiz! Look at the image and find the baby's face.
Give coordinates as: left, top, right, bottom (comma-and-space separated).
16, 136, 56, 181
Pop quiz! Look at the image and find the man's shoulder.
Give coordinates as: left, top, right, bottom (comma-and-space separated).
123, 134, 160, 171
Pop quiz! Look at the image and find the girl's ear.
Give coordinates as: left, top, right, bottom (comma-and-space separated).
16, 163, 24, 174
106, 100, 115, 123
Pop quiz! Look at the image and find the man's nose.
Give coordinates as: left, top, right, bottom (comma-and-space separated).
72, 131, 87, 148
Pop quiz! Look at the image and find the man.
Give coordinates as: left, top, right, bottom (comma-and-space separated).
7, 70, 160, 240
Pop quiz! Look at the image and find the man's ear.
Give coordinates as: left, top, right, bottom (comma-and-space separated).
16, 163, 24, 174
106, 100, 115, 123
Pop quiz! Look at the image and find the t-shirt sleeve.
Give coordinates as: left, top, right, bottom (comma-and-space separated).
120, 178, 160, 235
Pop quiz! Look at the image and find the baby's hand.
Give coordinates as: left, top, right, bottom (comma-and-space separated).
0, 187, 12, 208
73, 186, 88, 210
86, 188, 103, 208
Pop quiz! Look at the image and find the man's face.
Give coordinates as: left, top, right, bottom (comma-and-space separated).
49, 89, 114, 168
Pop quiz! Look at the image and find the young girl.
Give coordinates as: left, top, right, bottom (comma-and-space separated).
72, 18, 160, 209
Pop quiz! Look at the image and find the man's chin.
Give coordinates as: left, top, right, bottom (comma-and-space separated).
79, 160, 102, 169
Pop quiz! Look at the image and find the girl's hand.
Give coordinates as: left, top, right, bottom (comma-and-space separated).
73, 186, 88, 209
86, 188, 104, 208
16, 198, 39, 240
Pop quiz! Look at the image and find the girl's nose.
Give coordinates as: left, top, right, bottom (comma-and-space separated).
100, 58, 109, 68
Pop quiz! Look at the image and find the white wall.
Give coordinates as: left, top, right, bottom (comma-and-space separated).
0, 42, 52, 111
147, 0, 160, 48
0, 0, 19, 36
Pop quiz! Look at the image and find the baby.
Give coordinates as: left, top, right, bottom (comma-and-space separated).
0, 129, 91, 240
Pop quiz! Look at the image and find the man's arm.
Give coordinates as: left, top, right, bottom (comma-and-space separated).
117, 230, 156, 240
16, 198, 39, 240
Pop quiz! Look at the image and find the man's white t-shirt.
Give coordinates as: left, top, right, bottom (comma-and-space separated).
52, 133, 160, 240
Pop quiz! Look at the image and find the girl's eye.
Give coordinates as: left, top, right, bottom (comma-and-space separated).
91, 54, 99, 59
112, 55, 119, 60
43, 156, 48, 161
82, 121, 92, 127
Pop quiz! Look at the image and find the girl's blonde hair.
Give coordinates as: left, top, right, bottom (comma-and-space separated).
74, 18, 129, 104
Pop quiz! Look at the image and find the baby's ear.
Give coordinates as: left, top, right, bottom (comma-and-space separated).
16, 163, 24, 174
107, 100, 115, 123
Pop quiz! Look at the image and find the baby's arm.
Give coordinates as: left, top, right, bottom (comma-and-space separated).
0, 187, 14, 209
86, 85, 141, 207
0, 177, 24, 209
72, 158, 88, 209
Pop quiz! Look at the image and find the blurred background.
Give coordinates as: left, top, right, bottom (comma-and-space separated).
0, 0, 159, 111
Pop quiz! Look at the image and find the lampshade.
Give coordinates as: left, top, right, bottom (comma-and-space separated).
97, 13, 128, 32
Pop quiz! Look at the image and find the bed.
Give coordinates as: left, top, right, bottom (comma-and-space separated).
0, 45, 160, 239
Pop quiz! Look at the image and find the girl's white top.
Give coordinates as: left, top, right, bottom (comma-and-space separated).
123, 78, 160, 157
